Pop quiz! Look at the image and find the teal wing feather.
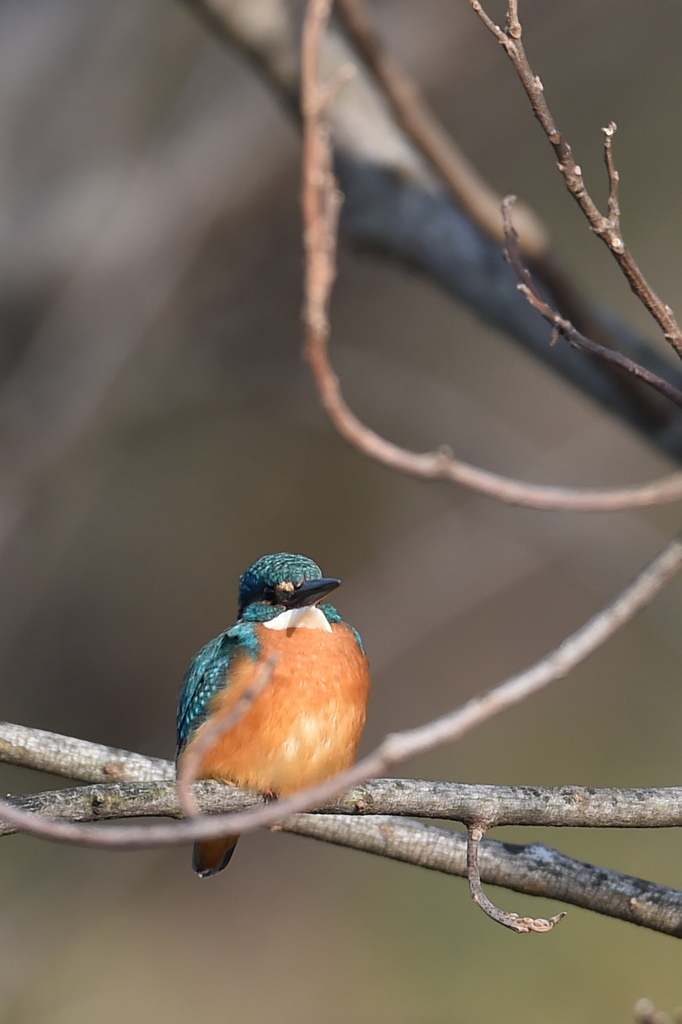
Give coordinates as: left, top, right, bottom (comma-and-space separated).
175, 624, 260, 758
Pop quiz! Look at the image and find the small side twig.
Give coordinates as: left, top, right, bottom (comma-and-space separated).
603, 122, 621, 226
467, 825, 565, 933
502, 197, 682, 410
176, 653, 278, 817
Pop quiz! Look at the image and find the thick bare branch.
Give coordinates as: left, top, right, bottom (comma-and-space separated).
0, 532, 679, 848
2, 774, 682, 936
6, 746, 682, 830
3, 728, 682, 829
0, 721, 173, 783
297, 816, 682, 938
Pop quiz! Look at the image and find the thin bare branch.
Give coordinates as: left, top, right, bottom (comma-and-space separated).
300, 0, 682, 511
176, 653, 278, 817
175, 0, 682, 461
603, 121, 621, 226
468, 0, 682, 359
307, 323, 682, 510
502, 198, 682, 409
0, 532, 679, 849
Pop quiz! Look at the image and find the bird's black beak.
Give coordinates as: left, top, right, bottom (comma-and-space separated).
285, 577, 341, 608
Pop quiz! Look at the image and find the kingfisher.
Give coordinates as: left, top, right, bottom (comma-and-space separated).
176, 552, 370, 877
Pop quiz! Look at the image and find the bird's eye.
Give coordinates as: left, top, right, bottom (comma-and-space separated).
269, 580, 296, 604
262, 584, 277, 603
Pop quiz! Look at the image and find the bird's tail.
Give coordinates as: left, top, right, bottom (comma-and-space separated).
192, 836, 239, 877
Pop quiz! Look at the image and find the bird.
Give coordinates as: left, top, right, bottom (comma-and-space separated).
176, 552, 370, 877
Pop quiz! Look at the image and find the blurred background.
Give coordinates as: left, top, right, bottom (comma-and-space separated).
1, 0, 682, 1021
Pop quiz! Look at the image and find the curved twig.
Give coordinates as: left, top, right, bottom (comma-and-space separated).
467, 825, 565, 933
300, 0, 682, 512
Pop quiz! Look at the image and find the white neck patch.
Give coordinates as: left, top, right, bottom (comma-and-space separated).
262, 605, 333, 633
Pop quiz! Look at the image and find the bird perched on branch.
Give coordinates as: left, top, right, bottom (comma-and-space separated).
176, 552, 371, 876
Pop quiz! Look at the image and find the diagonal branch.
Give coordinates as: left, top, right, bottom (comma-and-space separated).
300, 0, 682, 512
334, 0, 675, 439
502, 197, 682, 409
296, 816, 682, 938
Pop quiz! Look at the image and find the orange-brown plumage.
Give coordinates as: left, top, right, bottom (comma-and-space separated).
176, 554, 370, 877
181, 622, 369, 796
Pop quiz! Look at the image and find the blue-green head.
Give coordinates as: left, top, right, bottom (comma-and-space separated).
238, 552, 341, 622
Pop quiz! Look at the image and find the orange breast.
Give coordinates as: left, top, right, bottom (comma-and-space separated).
179, 622, 370, 796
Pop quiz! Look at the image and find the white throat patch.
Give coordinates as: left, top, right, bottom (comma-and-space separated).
262, 605, 332, 633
